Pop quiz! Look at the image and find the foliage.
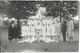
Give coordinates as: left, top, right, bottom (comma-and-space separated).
7, 1, 38, 19
43, 1, 78, 19
0, 1, 78, 20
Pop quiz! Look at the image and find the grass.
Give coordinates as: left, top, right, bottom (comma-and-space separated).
0, 29, 79, 52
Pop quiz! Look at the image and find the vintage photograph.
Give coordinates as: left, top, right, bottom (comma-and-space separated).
0, 0, 79, 52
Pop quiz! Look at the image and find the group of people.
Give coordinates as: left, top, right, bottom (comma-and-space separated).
8, 21, 22, 41
61, 18, 74, 42
8, 18, 74, 43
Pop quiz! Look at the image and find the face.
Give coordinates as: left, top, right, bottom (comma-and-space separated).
11, 21, 17, 27
11, 23, 15, 27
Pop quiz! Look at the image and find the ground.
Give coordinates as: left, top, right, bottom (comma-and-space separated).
0, 29, 79, 52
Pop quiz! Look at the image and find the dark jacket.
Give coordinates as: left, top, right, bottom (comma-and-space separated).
8, 25, 16, 38
61, 21, 67, 32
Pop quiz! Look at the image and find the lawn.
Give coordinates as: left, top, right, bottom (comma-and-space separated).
0, 29, 79, 52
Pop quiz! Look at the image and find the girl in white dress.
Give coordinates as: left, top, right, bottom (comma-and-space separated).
51, 21, 56, 39
67, 19, 74, 42
21, 23, 27, 37
55, 20, 61, 41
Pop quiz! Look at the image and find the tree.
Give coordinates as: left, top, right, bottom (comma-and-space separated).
0, 1, 10, 15
3, 1, 79, 21
43, 1, 78, 20
60, 1, 78, 20
7, 1, 37, 19
4, 1, 39, 28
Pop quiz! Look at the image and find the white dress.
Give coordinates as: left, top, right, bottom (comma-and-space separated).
27, 26, 30, 36
46, 19, 52, 36
46, 24, 51, 36
42, 26, 47, 36
67, 20, 74, 39
21, 25, 28, 37
30, 26, 35, 36
51, 23, 56, 36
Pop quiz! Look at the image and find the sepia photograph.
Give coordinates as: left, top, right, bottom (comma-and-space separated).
0, 0, 79, 52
